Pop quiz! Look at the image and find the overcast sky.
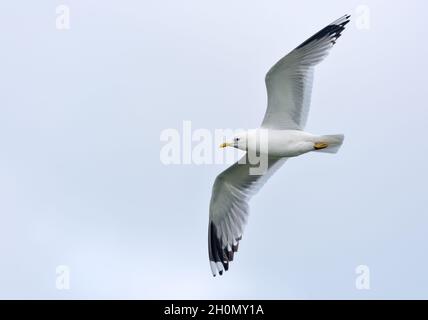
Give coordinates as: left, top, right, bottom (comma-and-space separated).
1, 0, 427, 299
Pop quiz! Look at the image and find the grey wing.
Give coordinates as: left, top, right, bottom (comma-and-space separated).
208, 156, 287, 276
262, 14, 350, 130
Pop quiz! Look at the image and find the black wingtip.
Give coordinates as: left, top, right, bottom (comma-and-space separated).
208, 221, 245, 276
209, 222, 229, 276
296, 15, 351, 50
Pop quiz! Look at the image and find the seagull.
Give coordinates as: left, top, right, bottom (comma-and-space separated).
208, 15, 350, 276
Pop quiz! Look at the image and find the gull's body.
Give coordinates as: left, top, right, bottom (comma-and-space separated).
208, 15, 350, 276
239, 129, 343, 158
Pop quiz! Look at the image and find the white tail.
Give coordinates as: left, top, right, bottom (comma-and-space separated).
315, 134, 344, 154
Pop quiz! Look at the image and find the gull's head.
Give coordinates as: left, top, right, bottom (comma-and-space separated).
219, 132, 247, 151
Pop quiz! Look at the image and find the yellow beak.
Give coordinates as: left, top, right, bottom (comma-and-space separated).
219, 142, 232, 148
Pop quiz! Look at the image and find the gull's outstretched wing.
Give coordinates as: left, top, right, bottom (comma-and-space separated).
262, 15, 350, 130
208, 156, 287, 276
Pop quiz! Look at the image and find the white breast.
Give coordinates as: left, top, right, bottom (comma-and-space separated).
247, 129, 315, 158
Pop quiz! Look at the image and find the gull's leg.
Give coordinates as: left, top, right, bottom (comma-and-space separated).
314, 142, 328, 150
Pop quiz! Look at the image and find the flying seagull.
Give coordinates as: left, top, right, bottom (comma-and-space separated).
208, 15, 350, 276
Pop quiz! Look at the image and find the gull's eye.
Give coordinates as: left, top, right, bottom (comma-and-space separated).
234, 138, 240, 142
